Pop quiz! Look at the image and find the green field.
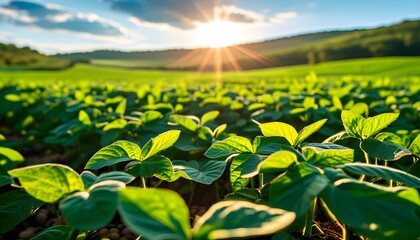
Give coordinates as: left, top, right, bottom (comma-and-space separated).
1, 57, 420, 85
1, 55, 420, 240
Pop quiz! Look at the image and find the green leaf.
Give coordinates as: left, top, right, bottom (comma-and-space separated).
294, 119, 327, 146
139, 156, 174, 180
96, 171, 135, 184
201, 111, 219, 125
141, 110, 163, 123
118, 187, 191, 240
8, 164, 85, 203
230, 154, 261, 190
103, 119, 127, 131
341, 110, 365, 138
78, 110, 91, 125
32, 225, 75, 240
338, 163, 420, 188
80, 171, 97, 189
85, 140, 141, 170
172, 160, 227, 185
0, 146, 24, 171
320, 179, 420, 239
303, 147, 354, 167
0, 174, 12, 187
223, 189, 260, 202
115, 98, 127, 115
0, 190, 43, 233
171, 115, 199, 132
192, 201, 295, 240
375, 132, 404, 146
252, 136, 290, 154
197, 126, 213, 142
205, 136, 254, 158
361, 138, 411, 161
258, 151, 297, 174
322, 131, 351, 143
259, 122, 298, 145
332, 96, 343, 110
362, 112, 399, 139
213, 124, 227, 139
141, 130, 181, 160
270, 163, 329, 217
60, 182, 123, 230
409, 133, 420, 157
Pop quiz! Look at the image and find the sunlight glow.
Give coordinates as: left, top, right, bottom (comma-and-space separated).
195, 20, 243, 48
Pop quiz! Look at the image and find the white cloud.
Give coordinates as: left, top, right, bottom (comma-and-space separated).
269, 12, 298, 24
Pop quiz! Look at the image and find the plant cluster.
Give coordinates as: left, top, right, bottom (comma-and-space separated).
0, 76, 419, 239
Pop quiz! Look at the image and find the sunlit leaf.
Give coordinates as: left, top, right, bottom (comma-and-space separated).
341, 110, 365, 138
78, 110, 91, 125
205, 136, 254, 158
103, 119, 127, 131
0, 146, 24, 171
362, 112, 399, 139
170, 115, 199, 132
332, 96, 343, 110
85, 141, 141, 170
115, 98, 127, 116
118, 187, 191, 240
259, 122, 298, 145
8, 164, 85, 203
258, 151, 297, 174
303, 147, 354, 167
201, 111, 219, 125
409, 133, 420, 157
141, 130, 180, 160
192, 201, 295, 240
294, 119, 327, 146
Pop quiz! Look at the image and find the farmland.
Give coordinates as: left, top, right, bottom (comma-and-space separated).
0, 56, 419, 240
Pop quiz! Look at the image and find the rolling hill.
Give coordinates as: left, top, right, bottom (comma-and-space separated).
58, 19, 420, 71
0, 43, 71, 70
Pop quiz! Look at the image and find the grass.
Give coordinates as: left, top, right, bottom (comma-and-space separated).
1, 57, 420, 85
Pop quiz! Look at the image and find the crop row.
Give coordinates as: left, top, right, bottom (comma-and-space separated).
0, 76, 419, 239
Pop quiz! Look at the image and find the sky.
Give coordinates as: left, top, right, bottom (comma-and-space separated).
0, 0, 419, 54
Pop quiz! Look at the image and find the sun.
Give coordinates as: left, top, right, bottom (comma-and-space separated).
195, 20, 243, 48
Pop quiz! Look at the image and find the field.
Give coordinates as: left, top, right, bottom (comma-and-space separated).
0, 57, 419, 240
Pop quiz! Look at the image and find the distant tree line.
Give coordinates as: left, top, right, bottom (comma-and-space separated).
267, 20, 420, 67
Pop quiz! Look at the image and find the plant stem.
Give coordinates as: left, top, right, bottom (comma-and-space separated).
303, 198, 317, 237
259, 173, 264, 190
343, 224, 352, 240
250, 177, 255, 190
188, 181, 196, 206
363, 151, 370, 164
141, 177, 147, 189
359, 150, 370, 181
319, 199, 345, 238
153, 179, 164, 188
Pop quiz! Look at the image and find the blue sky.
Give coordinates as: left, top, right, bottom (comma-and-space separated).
1, 0, 419, 54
